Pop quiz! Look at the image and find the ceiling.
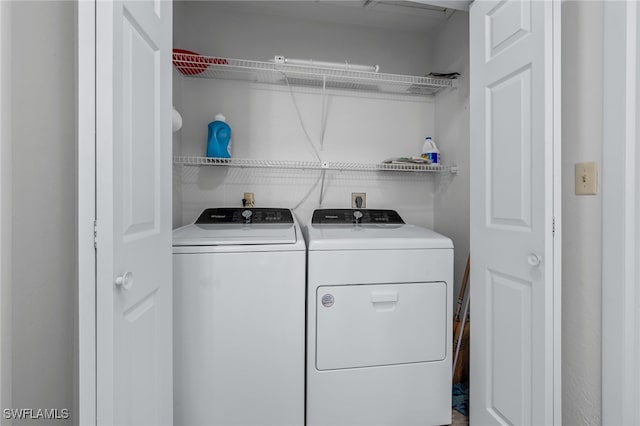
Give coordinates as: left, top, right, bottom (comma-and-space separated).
201, 1, 469, 35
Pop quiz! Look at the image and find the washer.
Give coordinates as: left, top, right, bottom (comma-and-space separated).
305, 209, 453, 426
173, 208, 305, 426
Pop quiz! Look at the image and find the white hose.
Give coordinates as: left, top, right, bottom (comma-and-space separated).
281, 73, 326, 211
282, 74, 322, 162
292, 172, 323, 211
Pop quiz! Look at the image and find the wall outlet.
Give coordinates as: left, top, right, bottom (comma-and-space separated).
243, 192, 255, 207
351, 192, 366, 208
575, 162, 597, 195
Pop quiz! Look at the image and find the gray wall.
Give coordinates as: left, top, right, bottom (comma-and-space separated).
1, 0, 13, 416
10, 1, 75, 423
561, 1, 603, 424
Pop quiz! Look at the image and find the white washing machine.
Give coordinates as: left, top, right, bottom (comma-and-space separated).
173, 208, 305, 426
305, 209, 453, 426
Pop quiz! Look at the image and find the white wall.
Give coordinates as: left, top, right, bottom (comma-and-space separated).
11, 1, 75, 423
175, 1, 434, 76
0, 0, 12, 419
561, 1, 603, 424
174, 2, 439, 227
431, 10, 470, 299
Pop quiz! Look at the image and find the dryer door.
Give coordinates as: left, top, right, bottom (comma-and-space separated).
315, 282, 447, 371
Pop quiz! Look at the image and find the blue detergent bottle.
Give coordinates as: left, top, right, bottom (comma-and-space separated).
206, 114, 231, 158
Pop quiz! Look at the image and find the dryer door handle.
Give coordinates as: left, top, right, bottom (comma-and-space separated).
370, 291, 399, 304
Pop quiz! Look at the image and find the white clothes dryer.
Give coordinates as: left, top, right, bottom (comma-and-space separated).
305, 209, 453, 426
173, 208, 305, 426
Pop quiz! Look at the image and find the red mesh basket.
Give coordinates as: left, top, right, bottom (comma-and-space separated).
172, 49, 228, 75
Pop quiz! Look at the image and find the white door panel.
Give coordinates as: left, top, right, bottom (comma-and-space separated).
96, 0, 173, 425
121, 12, 160, 238
487, 66, 533, 229
487, 0, 531, 58
470, 0, 560, 425
316, 282, 447, 370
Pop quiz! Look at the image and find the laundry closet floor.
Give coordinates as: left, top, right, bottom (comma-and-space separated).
450, 409, 469, 425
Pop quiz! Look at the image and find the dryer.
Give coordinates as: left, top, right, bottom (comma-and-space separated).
305, 209, 453, 426
173, 208, 305, 426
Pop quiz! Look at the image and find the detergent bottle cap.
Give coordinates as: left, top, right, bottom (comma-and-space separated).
214, 113, 226, 122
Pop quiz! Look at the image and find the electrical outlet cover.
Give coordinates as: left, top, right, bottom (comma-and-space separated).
243, 192, 255, 207
351, 192, 366, 208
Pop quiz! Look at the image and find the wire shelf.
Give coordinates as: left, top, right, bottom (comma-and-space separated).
172, 53, 454, 96
174, 156, 458, 174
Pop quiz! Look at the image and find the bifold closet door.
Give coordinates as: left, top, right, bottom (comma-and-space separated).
94, 1, 174, 425
469, 0, 561, 425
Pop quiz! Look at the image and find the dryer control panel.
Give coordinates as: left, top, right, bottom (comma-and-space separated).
196, 208, 294, 224
311, 209, 405, 224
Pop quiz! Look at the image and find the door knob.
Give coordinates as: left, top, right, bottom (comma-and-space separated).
527, 253, 541, 267
115, 271, 134, 290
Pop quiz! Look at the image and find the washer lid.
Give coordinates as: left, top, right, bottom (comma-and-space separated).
306, 222, 453, 250
173, 208, 298, 246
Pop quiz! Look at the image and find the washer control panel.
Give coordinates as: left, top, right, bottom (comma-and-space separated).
196, 208, 294, 224
311, 209, 405, 224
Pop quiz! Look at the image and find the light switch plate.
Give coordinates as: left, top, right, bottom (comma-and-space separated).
575, 162, 597, 195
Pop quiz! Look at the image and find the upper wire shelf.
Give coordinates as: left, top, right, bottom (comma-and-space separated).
172, 53, 455, 96
174, 156, 458, 174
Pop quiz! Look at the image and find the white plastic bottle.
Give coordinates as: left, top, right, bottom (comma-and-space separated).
421, 137, 440, 164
